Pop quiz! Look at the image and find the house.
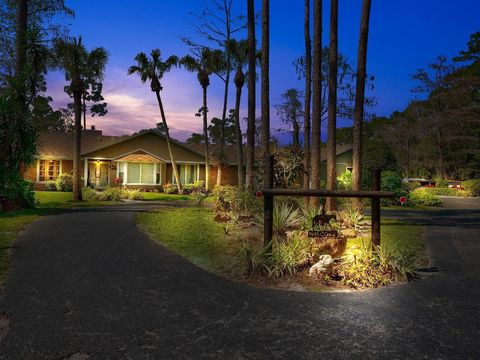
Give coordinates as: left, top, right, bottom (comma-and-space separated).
23, 128, 353, 190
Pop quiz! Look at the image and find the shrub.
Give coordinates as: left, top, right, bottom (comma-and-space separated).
435, 179, 449, 188
55, 173, 73, 192
124, 189, 143, 200
99, 187, 123, 201
257, 202, 300, 239
83, 187, 100, 200
381, 171, 403, 195
240, 237, 270, 277
404, 181, 421, 191
267, 233, 310, 278
45, 181, 57, 191
421, 187, 468, 197
300, 205, 323, 231
462, 179, 480, 197
344, 208, 364, 231
212, 185, 261, 216
163, 183, 178, 194
182, 180, 206, 195
337, 171, 352, 190
408, 188, 442, 207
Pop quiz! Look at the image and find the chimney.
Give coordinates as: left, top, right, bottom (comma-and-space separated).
91, 125, 96, 131
84, 125, 102, 136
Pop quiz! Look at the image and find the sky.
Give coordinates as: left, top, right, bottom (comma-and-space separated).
45, 0, 479, 142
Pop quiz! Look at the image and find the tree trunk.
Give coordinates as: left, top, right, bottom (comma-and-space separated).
234, 81, 244, 188
155, 91, 182, 193
303, 0, 312, 204
15, 0, 28, 77
326, 0, 338, 212
202, 85, 210, 190
246, 0, 256, 189
82, 94, 87, 131
72, 84, 83, 202
310, 0, 322, 207
261, 0, 270, 175
352, 0, 372, 208
293, 121, 300, 147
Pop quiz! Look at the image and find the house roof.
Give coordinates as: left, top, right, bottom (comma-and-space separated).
36, 130, 352, 165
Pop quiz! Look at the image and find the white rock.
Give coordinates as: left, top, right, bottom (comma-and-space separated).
309, 254, 334, 277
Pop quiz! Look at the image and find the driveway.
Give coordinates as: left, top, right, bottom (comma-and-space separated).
0, 199, 479, 359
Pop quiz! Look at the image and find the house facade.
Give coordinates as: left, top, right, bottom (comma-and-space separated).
24, 129, 353, 190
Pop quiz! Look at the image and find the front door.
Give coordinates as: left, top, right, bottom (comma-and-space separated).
88, 161, 110, 188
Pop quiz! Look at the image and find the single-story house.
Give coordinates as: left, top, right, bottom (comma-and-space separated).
23, 128, 353, 190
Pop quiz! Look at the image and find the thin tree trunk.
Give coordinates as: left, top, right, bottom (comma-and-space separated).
246, 0, 256, 189
155, 91, 182, 193
326, 0, 338, 212
82, 94, 87, 130
261, 0, 270, 171
352, 0, 372, 208
202, 85, 210, 190
310, 0, 322, 207
234, 81, 244, 188
293, 121, 300, 147
15, 0, 28, 77
72, 87, 83, 202
303, 0, 312, 205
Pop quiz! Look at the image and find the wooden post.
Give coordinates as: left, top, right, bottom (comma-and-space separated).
371, 169, 381, 248
264, 154, 274, 249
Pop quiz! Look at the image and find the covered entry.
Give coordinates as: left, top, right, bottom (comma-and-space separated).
87, 160, 111, 189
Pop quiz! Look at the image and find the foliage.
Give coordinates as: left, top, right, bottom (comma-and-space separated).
272, 203, 300, 239
163, 183, 178, 194
212, 185, 261, 216
141, 192, 190, 201
267, 234, 310, 278
55, 173, 73, 192
408, 188, 443, 207
182, 180, 206, 195
344, 208, 364, 231
83, 187, 144, 201
300, 205, 323, 231
45, 181, 57, 191
462, 179, 480, 197
421, 187, 469, 197
338, 241, 418, 289
1, 180, 36, 209
240, 238, 270, 277
435, 179, 449, 188
275, 88, 303, 146
337, 171, 352, 190
381, 171, 403, 195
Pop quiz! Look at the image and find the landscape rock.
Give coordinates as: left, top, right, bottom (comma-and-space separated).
309, 255, 334, 277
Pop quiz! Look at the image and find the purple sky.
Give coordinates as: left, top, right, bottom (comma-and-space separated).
45, 0, 479, 142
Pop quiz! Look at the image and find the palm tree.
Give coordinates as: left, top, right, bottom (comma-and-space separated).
352, 0, 372, 206
303, 0, 312, 198
15, 0, 28, 77
246, 0, 257, 189
230, 39, 249, 188
53, 37, 108, 201
310, 0, 322, 207
261, 0, 270, 166
128, 49, 182, 192
326, 0, 338, 211
180, 48, 223, 191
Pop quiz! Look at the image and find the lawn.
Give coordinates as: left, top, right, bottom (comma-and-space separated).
0, 209, 45, 285
140, 192, 191, 201
137, 208, 235, 273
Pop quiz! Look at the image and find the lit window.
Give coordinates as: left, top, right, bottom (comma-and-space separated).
38, 160, 60, 181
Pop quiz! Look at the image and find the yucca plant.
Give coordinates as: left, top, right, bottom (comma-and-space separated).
345, 208, 365, 231
257, 202, 301, 240
300, 204, 323, 230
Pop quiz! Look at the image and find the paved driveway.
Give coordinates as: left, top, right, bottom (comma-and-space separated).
0, 199, 479, 359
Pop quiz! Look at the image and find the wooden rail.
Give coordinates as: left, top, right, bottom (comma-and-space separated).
261, 154, 394, 249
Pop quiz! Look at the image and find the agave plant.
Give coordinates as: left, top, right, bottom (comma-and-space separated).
345, 208, 365, 231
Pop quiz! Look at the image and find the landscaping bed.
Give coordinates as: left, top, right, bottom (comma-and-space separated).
136, 190, 426, 291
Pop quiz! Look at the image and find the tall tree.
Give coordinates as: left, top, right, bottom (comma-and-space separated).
14, 0, 28, 77
180, 48, 223, 191
53, 37, 108, 201
261, 0, 270, 166
182, 0, 246, 186
352, 0, 372, 203
128, 50, 182, 192
326, 0, 338, 211
310, 0, 322, 206
303, 0, 312, 196
230, 39, 249, 188
246, 0, 256, 189
275, 88, 303, 146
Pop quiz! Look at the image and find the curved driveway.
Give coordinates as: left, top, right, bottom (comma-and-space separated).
0, 199, 479, 359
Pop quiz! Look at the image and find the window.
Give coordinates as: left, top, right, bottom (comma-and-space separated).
172, 164, 200, 184
119, 161, 158, 184
38, 160, 60, 181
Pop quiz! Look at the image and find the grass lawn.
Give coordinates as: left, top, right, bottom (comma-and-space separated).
137, 208, 234, 273
35, 191, 118, 208
0, 209, 47, 285
140, 192, 191, 201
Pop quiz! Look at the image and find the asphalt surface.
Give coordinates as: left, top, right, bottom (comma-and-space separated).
0, 198, 479, 359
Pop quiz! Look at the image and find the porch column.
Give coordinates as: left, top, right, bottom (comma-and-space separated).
83, 158, 88, 186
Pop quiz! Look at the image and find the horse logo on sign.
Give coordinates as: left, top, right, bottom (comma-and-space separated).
308, 207, 338, 238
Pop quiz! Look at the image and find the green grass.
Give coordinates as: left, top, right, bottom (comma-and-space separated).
0, 208, 46, 285
34, 191, 119, 208
140, 192, 190, 201
346, 219, 426, 266
137, 208, 231, 272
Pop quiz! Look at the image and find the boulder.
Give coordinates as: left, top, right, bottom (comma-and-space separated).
309, 254, 334, 277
